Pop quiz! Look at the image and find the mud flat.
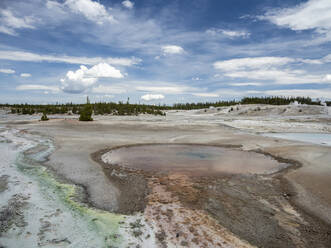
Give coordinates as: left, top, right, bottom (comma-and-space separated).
1, 104, 331, 247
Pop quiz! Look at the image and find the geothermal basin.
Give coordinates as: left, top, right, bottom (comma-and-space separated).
2, 105, 331, 247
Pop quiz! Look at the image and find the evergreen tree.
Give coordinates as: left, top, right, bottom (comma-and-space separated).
79, 96, 93, 121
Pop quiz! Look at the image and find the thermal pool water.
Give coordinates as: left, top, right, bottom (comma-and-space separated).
102, 144, 289, 176
262, 133, 331, 146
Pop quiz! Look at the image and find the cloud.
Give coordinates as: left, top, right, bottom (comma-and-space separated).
322, 54, 331, 63
209, 88, 331, 100
229, 82, 263, 86
61, 63, 123, 93
16, 84, 60, 93
91, 81, 199, 96
224, 69, 323, 84
65, 0, 115, 24
0, 9, 35, 36
61, 65, 98, 93
214, 57, 294, 71
92, 84, 127, 94
20, 73, 31, 77
136, 85, 191, 94
192, 93, 219, 97
206, 28, 250, 38
161, 45, 184, 55
214, 56, 327, 85
0, 50, 139, 66
122, 0, 134, 9
262, 0, 331, 43
299, 59, 323, 65
213, 89, 254, 97
0, 26, 16, 36
264, 89, 331, 99
263, 0, 331, 32
324, 74, 331, 82
0, 68, 15, 74
141, 94, 165, 101
84, 63, 123, 78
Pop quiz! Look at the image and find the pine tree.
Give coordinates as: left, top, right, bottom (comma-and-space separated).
79, 96, 93, 121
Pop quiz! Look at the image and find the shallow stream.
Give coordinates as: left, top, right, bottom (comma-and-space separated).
0, 127, 132, 247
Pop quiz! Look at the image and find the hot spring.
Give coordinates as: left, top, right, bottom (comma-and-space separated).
102, 144, 289, 176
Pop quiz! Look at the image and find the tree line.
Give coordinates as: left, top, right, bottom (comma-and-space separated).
3, 101, 167, 116
0, 96, 327, 116
241, 96, 323, 105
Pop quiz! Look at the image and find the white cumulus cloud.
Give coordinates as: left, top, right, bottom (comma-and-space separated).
122, 0, 134, 9
0, 68, 15, 74
61, 65, 98, 93
61, 63, 123, 93
161, 45, 184, 55
20, 73, 31, 77
141, 94, 165, 101
85, 63, 123, 78
65, 0, 116, 24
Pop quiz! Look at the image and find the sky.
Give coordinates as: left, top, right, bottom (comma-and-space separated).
0, 0, 331, 104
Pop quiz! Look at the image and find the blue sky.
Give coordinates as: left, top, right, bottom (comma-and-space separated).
0, 0, 331, 104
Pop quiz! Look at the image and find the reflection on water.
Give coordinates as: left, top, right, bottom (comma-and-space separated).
176, 150, 214, 160
103, 144, 289, 176
262, 133, 331, 146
